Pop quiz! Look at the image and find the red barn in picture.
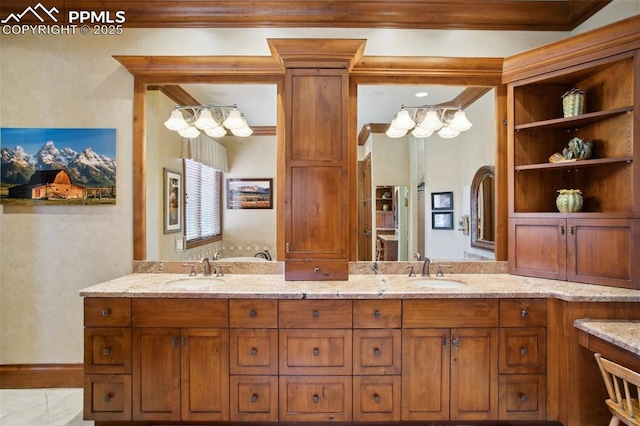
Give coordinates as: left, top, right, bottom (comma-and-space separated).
8, 169, 87, 200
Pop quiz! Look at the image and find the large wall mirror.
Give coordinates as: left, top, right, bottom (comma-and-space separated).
119, 47, 507, 263
470, 165, 496, 252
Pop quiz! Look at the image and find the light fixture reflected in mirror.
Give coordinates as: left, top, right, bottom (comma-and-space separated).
164, 104, 253, 138
386, 105, 472, 139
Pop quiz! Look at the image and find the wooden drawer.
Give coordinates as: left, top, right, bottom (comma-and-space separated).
499, 327, 547, 374
279, 300, 352, 328
353, 375, 401, 422
84, 374, 132, 421
230, 375, 278, 422
229, 299, 278, 328
499, 374, 546, 420
403, 299, 499, 328
230, 329, 278, 375
279, 376, 352, 421
353, 300, 401, 328
500, 299, 547, 327
84, 328, 131, 374
85, 298, 131, 327
353, 329, 401, 375
284, 259, 349, 281
132, 298, 228, 327
280, 329, 352, 375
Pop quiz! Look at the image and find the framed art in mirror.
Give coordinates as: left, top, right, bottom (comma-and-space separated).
163, 168, 182, 234
432, 211, 454, 230
227, 178, 273, 209
431, 191, 453, 210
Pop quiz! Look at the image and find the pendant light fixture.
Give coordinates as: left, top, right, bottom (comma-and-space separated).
164, 104, 253, 138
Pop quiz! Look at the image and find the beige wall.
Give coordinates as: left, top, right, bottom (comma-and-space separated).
0, 1, 635, 364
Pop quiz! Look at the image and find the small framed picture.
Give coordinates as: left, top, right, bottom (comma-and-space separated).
431, 191, 453, 210
432, 211, 454, 230
227, 178, 273, 209
163, 169, 182, 233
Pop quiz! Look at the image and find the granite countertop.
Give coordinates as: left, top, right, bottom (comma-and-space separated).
574, 319, 640, 356
79, 272, 640, 302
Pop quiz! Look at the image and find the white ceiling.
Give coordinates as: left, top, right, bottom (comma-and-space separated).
180, 83, 468, 132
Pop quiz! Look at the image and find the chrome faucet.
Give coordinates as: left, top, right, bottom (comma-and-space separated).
421, 257, 434, 277
201, 257, 213, 276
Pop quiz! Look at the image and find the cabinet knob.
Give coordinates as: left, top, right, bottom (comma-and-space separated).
521, 309, 529, 317
101, 309, 110, 317
559, 225, 565, 235
171, 337, 179, 349
313, 267, 320, 273
285, 242, 291, 253
373, 348, 381, 357
250, 348, 258, 356
103, 348, 111, 356
444, 337, 450, 349
251, 393, 258, 403
312, 394, 319, 403
374, 310, 381, 318
373, 393, 381, 403
312, 348, 320, 356
520, 393, 528, 402
453, 337, 460, 349
103, 393, 111, 403
250, 310, 257, 318
312, 310, 319, 318
568, 225, 575, 235
520, 347, 528, 355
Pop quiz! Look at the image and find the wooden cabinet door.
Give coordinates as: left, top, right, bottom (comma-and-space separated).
401, 329, 450, 421
567, 218, 639, 289
284, 68, 349, 280
181, 328, 229, 421
509, 218, 567, 280
450, 328, 498, 421
132, 328, 181, 421
353, 329, 401, 375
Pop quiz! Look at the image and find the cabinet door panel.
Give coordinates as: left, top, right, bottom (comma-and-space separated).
181, 328, 229, 421
353, 329, 401, 375
499, 327, 547, 374
84, 328, 131, 374
132, 328, 181, 421
230, 376, 278, 421
401, 329, 450, 421
353, 376, 401, 422
451, 328, 498, 420
509, 218, 567, 280
84, 374, 132, 421
280, 329, 352, 375
279, 376, 352, 422
230, 329, 278, 375
568, 218, 638, 289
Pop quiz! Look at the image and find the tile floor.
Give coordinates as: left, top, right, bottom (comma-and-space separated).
0, 388, 92, 426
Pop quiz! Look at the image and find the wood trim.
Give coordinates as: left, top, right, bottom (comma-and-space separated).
495, 84, 509, 261
113, 56, 283, 78
577, 329, 640, 373
148, 85, 200, 106
503, 14, 640, 83
0, 1, 609, 31
357, 123, 388, 146
0, 364, 83, 388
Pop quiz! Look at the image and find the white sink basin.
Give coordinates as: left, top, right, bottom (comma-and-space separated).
165, 278, 224, 289
409, 278, 467, 288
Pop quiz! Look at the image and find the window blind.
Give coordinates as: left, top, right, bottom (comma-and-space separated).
185, 159, 222, 242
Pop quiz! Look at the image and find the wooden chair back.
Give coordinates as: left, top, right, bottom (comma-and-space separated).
595, 353, 640, 426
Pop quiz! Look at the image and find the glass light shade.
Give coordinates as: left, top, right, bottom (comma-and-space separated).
222, 109, 245, 130
231, 125, 253, 137
447, 110, 473, 131
205, 125, 227, 138
419, 110, 443, 131
385, 123, 407, 138
164, 110, 189, 131
193, 109, 218, 130
393, 109, 416, 131
411, 126, 433, 138
437, 126, 460, 139
178, 125, 201, 138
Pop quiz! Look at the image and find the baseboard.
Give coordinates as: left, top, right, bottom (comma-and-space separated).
0, 364, 83, 389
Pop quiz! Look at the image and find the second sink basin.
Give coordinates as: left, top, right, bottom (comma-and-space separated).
409, 278, 467, 288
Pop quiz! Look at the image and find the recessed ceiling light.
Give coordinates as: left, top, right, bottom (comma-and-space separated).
415, 91, 429, 98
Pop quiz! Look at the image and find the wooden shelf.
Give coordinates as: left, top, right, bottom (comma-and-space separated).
514, 106, 632, 131
514, 156, 633, 172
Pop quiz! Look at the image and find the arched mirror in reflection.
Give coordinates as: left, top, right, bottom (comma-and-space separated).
470, 165, 495, 251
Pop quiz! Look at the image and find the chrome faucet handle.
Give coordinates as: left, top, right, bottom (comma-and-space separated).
215, 264, 228, 277
408, 266, 416, 277
414, 252, 422, 260
182, 264, 197, 276
436, 264, 451, 277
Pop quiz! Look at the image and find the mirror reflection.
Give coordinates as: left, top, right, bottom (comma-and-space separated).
143, 83, 497, 262
470, 165, 496, 251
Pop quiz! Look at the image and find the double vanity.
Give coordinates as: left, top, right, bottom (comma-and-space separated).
80, 265, 640, 425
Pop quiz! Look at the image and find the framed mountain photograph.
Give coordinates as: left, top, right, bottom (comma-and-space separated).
0, 128, 116, 206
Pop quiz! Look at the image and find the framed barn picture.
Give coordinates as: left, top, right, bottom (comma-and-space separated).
164, 168, 182, 233
227, 178, 273, 209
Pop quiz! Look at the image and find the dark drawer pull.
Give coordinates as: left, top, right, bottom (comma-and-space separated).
521, 309, 529, 317
374, 310, 381, 318
103, 348, 111, 356
373, 393, 381, 403
520, 393, 528, 402
312, 348, 319, 356
312, 310, 319, 318
250, 310, 257, 318
520, 347, 528, 355
250, 348, 258, 356
373, 348, 381, 357
103, 393, 111, 403
101, 309, 110, 317
312, 394, 319, 403
251, 393, 258, 402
